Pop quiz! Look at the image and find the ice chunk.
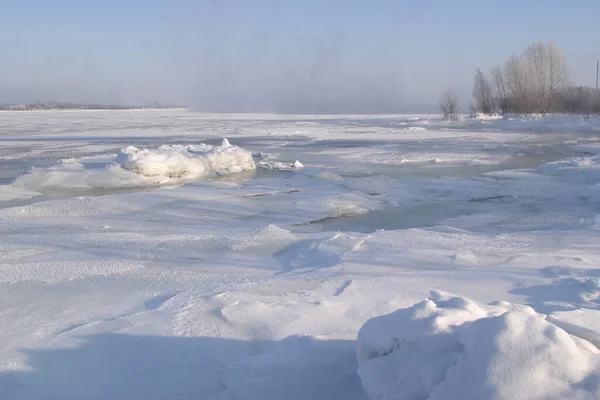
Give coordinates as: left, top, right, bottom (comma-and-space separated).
257, 154, 304, 171
357, 291, 600, 400
12, 139, 255, 192
116, 139, 255, 178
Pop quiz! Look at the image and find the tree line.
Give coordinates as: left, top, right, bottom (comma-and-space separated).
440, 41, 600, 119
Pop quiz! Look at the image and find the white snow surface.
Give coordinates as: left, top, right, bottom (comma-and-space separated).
357, 290, 600, 400
1, 110, 600, 400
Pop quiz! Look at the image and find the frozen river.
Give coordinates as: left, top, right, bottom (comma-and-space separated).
1, 110, 600, 399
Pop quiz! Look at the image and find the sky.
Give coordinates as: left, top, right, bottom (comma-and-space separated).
0, 0, 598, 113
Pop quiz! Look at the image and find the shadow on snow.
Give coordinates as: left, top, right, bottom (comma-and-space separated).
0, 333, 365, 400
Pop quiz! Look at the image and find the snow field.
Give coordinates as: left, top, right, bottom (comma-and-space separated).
0, 111, 600, 399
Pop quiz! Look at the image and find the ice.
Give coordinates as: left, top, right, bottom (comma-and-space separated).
400, 126, 427, 131
476, 113, 600, 134
357, 291, 600, 400
472, 113, 504, 121
538, 153, 600, 182
2, 111, 600, 399
13, 159, 158, 192
570, 144, 600, 154
9, 138, 255, 195
257, 154, 304, 171
0, 185, 41, 201
116, 138, 255, 179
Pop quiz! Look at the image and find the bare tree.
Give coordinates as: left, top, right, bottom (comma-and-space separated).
498, 41, 571, 113
472, 68, 495, 114
504, 53, 535, 113
546, 40, 570, 111
440, 89, 458, 120
561, 86, 600, 114
491, 65, 509, 113
523, 41, 548, 111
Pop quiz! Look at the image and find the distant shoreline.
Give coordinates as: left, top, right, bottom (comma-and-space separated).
0, 107, 188, 112
0, 102, 186, 112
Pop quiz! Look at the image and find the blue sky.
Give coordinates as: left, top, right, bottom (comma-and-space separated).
0, 0, 598, 112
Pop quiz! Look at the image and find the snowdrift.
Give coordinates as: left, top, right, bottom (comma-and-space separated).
357, 291, 600, 400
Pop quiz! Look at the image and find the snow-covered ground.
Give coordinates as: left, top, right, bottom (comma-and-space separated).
1, 110, 600, 399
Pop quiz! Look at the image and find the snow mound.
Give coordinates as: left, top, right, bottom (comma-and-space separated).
116, 139, 255, 178
357, 290, 600, 400
12, 139, 255, 192
549, 308, 600, 349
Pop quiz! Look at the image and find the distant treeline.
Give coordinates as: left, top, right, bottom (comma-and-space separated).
440, 41, 600, 119
0, 101, 184, 111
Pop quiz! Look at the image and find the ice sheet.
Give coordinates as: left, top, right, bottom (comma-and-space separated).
1, 111, 600, 400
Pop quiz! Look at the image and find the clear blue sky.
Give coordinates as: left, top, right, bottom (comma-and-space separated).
0, 0, 598, 112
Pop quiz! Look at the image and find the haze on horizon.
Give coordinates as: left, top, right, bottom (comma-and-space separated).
0, 0, 598, 113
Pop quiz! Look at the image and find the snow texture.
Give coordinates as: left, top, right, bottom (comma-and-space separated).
357, 291, 600, 400
2, 111, 600, 400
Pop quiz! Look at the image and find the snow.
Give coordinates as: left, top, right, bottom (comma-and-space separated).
116, 138, 255, 179
9, 138, 255, 195
357, 291, 600, 400
1, 110, 600, 399
472, 113, 504, 121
